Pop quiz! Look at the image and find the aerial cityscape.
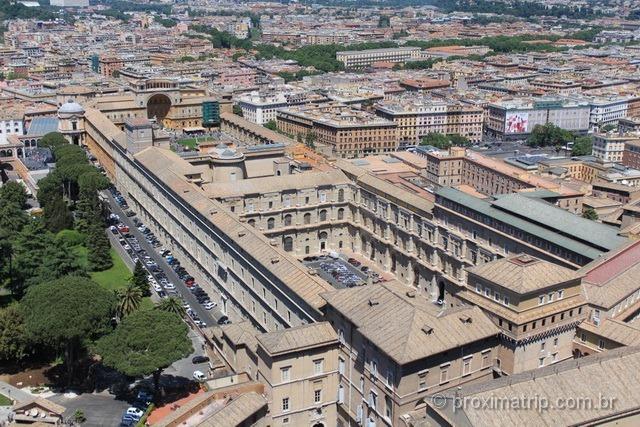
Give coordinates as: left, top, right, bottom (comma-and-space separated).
2, 0, 640, 426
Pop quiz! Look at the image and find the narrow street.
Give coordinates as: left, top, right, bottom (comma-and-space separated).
103, 191, 223, 328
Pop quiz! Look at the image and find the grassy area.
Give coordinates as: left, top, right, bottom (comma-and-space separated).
74, 246, 154, 309
90, 248, 131, 291
0, 393, 11, 406
175, 136, 216, 148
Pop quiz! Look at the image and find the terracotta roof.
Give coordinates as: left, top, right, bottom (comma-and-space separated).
467, 253, 580, 294
256, 321, 337, 356
321, 284, 498, 365
431, 346, 640, 427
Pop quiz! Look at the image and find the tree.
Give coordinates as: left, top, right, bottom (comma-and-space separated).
39, 132, 67, 150
305, 131, 317, 149
43, 195, 74, 233
155, 297, 185, 317
10, 222, 52, 296
116, 284, 142, 319
582, 207, 599, 221
264, 120, 278, 131
130, 261, 150, 297
0, 304, 28, 363
96, 310, 192, 399
0, 201, 29, 239
572, 136, 593, 156
378, 15, 391, 28
87, 225, 113, 272
0, 181, 28, 208
527, 123, 573, 148
448, 133, 471, 147
232, 105, 243, 117
21, 276, 115, 383
600, 124, 616, 133
420, 132, 452, 149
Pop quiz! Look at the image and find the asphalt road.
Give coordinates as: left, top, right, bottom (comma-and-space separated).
103, 191, 222, 328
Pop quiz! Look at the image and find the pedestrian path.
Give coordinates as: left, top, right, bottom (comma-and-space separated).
0, 380, 31, 403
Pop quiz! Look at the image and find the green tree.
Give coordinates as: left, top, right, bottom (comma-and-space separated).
116, 283, 142, 319
378, 15, 391, 28
0, 181, 28, 208
0, 201, 29, 239
130, 261, 150, 297
21, 276, 115, 383
582, 207, 599, 221
43, 195, 74, 233
600, 123, 616, 133
10, 222, 52, 296
448, 133, 471, 147
232, 105, 243, 117
527, 123, 573, 148
264, 120, 278, 131
305, 131, 317, 149
39, 132, 67, 150
96, 310, 192, 399
572, 136, 593, 156
155, 297, 185, 317
420, 133, 452, 149
87, 225, 113, 272
0, 304, 28, 363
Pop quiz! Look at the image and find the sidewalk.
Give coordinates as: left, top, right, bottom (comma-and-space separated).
0, 380, 31, 404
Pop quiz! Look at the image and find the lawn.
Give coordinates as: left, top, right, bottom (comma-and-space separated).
175, 136, 215, 149
74, 246, 154, 309
0, 393, 11, 406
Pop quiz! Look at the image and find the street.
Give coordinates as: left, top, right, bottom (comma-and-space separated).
103, 191, 223, 327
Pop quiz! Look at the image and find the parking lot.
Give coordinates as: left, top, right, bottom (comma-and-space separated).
105, 189, 228, 329
304, 255, 382, 289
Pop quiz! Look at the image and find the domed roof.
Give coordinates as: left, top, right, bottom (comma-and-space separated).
58, 100, 85, 115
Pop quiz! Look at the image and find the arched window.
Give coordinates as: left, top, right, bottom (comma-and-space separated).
284, 214, 292, 227
319, 209, 327, 221
337, 208, 345, 220
319, 231, 328, 240
304, 213, 311, 225
248, 219, 256, 228
283, 236, 293, 252
338, 188, 345, 202
267, 218, 275, 230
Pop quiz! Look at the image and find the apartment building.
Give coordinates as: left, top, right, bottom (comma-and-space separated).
0, 104, 25, 145
592, 133, 639, 162
336, 47, 421, 69
322, 283, 499, 427
461, 254, 586, 373
277, 102, 398, 158
375, 96, 484, 144
623, 139, 640, 170
237, 90, 325, 125
588, 96, 631, 131
486, 98, 590, 140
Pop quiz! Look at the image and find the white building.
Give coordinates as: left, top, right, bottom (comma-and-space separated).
49, 0, 89, 6
592, 133, 638, 163
589, 97, 630, 131
0, 117, 24, 145
237, 90, 322, 125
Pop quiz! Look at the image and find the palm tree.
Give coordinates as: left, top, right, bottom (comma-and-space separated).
116, 283, 142, 319
155, 297, 185, 317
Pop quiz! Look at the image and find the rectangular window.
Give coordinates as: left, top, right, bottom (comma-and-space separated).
463, 356, 472, 376
440, 368, 449, 383
314, 389, 322, 404
558, 289, 564, 299
539, 357, 544, 367
339, 357, 345, 375
503, 296, 509, 306
281, 367, 290, 382
282, 397, 289, 412
541, 341, 546, 351
371, 359, 377, 377
598, 339, 605, 349
314, 359, 324, 375
385, 395, 392, 420
539, 295, 545, 305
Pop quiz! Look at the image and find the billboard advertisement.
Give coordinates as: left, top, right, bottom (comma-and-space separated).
505, 112, 529, 134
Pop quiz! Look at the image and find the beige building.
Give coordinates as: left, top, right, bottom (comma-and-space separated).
277, 102, 398, 158
376, 96, 484, 144
336, 47, 421, 69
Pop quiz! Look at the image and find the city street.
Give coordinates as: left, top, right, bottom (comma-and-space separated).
103, 191, 223, 327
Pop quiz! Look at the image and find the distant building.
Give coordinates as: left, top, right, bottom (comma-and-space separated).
486, 98, 590, 140
49, 0, 89, 6
336, 47, 421, 69
592, 133, 639, 163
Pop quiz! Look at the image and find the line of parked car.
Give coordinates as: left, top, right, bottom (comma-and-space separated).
119, 390, 152, 427
109, 188, 231, 329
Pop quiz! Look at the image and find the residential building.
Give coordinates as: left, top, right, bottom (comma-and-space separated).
336, 47, 421, 69
375, 96, 484, 144
592, 133, 638, 163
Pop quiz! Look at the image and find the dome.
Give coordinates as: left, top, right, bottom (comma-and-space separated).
58, 100, 85, 115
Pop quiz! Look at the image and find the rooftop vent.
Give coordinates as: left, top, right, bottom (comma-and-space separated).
422, 325, 434, 335
459, 315, 473, 324
271, 257, 280, 264
368, 298, 380, 307
237, 230, 246, 238
406, 290, 416, 298
509, 254, 538, 266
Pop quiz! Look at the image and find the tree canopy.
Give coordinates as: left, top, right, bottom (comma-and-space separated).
420, 133, 471, 149
96, 310, 192, 396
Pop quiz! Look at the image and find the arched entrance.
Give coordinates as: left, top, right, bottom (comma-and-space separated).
146, 93, 172, 124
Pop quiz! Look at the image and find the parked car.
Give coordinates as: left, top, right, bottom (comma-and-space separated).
193, 370, 206, 382
217, 316, 230, 325
203, 301, 217, 310
126, 407, 144, 418
192, 355, 210, 364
